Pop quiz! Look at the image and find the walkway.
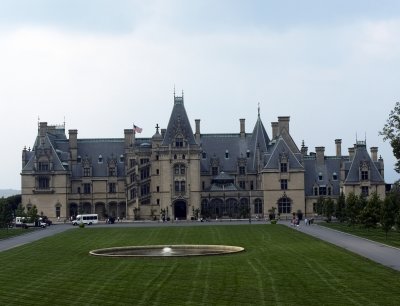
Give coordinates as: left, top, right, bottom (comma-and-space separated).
283, 220, 400, 272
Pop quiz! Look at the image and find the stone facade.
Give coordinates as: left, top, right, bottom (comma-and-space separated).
21, 95, 386, 221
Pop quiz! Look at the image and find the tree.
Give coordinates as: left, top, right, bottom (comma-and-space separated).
379, 101, 400, 173
316, 196, 324, 216
359, 193, 381, 230
335, 192, 346, 222
26, 205, 39, 223
0, 198, 13, 229
345, 193, 359, 226
323, 198, 334, 222
15, 203, 26, 217
380, 196, 396, 239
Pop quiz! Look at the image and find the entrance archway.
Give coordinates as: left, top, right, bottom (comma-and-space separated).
174, 201, 187, 220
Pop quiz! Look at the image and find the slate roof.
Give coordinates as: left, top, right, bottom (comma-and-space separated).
263, 137, 304, 171
162, 95, 196, 146
344, 142, 385, 184
303, 156, 343, 196
248, 114, 270, 171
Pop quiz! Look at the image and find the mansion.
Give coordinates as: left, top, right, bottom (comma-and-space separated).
21, 94, 386, 221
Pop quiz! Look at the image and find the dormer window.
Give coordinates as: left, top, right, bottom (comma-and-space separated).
98, 155, 103, 163
318, 172, 323, 181
202, 152, 207, 159
119, 155, 124, 163
280, 162, 287, 173
175, 137, 184, 147
246, 150, 250, 158
332, 172, 338, 180
225, 150, 229, 159
109, 167, 116, 177
77, 156, 82, 163
38, 161, 49, 171
361, 170, 369, 181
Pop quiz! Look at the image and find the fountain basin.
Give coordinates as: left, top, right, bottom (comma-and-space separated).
89, 245, 244, 258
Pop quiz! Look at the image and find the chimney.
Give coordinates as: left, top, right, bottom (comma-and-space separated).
278, 116, 290, 135
68, 129, 78, 162
315, 146, 325, 165
348, 147, 355, 160
195, 119, 201, 143
271, 122, 279, 138
240, 119, 245, 138
301, 145, 308, 156
335, 139, 342, 156
124, 129, 133, 149
22, 146, 28, 168
370, 147, 378, 162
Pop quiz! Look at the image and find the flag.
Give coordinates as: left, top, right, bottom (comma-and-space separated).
133, 124, 143, 133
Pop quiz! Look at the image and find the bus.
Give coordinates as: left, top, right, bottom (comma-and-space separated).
72, 214, 98, 226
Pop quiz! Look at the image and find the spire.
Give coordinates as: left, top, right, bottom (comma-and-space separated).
258, 102, 260, 118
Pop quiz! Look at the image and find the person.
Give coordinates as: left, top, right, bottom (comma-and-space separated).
304, 217, 308, 226
117, 216, 120, 222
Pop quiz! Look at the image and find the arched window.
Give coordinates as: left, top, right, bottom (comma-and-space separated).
278, 197, 291, 214
55, 203, 61, 218
254, 198, 263, 214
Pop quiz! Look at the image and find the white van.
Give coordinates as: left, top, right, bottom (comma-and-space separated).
72, 214, 98, 226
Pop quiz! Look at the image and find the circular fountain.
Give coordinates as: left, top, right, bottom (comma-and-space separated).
89, 245, 244, 258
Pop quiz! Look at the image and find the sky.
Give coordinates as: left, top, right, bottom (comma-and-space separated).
0, 0, 399, 189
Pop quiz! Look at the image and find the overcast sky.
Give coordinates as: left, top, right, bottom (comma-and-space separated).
0, 0, 399, 189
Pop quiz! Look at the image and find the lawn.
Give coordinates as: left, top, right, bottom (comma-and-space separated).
0, 224, 399, 305
0, 227, 35, 240
319, 222, 400, 248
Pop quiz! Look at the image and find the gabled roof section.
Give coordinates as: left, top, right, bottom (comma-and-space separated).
162, 95, 196, 146
264, 137, 304, 171
249, 112, 270, 170
344, 142, 385, 183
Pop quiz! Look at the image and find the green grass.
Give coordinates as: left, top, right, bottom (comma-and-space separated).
0, 227, 35, 240
0, 224, 399, 305
319, 222, 400, 248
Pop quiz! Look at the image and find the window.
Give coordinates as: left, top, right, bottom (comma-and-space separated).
156, 186, 160, 192
130, 188, 136, 200
239, 181, 246, 189
318, 173, 323, 181
77, 156, 82, 163
202, 152, 207, 159
130, 159, 135, 168
140, 158, 149, 165
313, 187, 318, 196
157, 199, 160, 205
202, 181, 205, 191
77, 187, 81, 194
361, 170, 369, 181
174, 181, 186, 192
130, 173, 135, 183
156, 169, 159, 175
182, 154, 185, 160
98, 155, 103, 163
280, 162, 287, 173
174, 164, 185, 175
319, 186, 327, 195
254, 198, 263, 214
361, 186, 369, 196
175, 137, 183, 147
225, 150, 229, 159
83, 183, 91, 194
109, 167, 116, 177
140, 167, 150, 180
38, 162, 49, 171
332, 172, 338, 180
83, 167, 90, 177
239, 166, 245, 175
278, 197, 291, 214
141, 183, 150, 196
55, 206, 61, 218
119, 155, 124, 163
38, 176, 49, 189
156, 155, 159, 160
246, 150, 250, 158
212, 166, 218, 176
108, 183, 116, 193
328, 187, 332, 196
280, 179, 288, 190
250, 181, 254, 190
